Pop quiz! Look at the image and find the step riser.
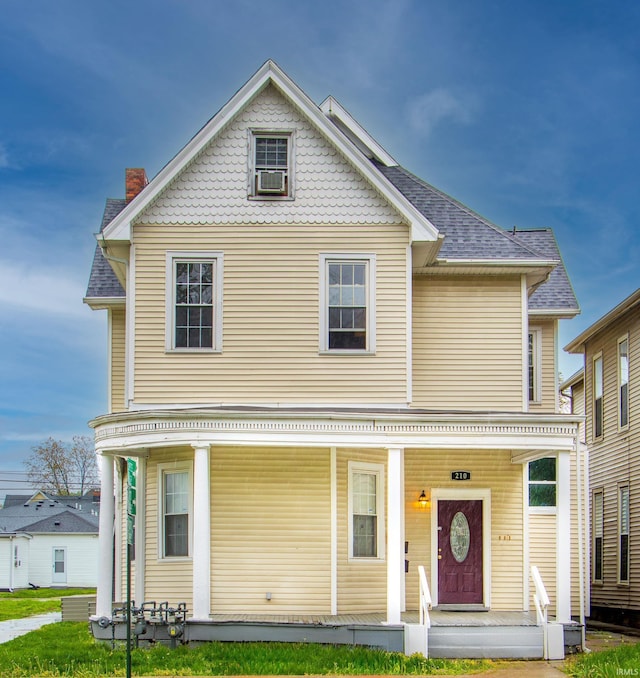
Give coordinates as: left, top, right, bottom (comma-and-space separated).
428, 625, 544, 659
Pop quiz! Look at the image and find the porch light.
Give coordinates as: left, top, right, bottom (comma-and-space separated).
418, 490, 430, 509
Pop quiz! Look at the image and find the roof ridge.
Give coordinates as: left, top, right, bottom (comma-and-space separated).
390, 165, 548, 260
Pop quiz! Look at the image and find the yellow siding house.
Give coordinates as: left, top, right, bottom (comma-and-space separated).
84, 61, 584, 659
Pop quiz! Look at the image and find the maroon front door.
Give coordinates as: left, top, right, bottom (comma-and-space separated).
437, 499, 483, 605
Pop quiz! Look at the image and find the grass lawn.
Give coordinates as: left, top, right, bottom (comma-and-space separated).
0, 621, 495, 677
566, 634, 640, 677
0, 588, 96, 622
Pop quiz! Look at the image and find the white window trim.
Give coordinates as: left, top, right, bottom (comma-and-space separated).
527, 456, 557, 515
618, 334, 630, 432
319, 253, 376, 355
157, 461, 193, 561
528, 327, 542, 404
248, 129, 295, 200
618, 483, 630, 585
165, 251, 224, 353
593, 352, 604, 440
347, 461, 385, 561
593, 488, 604, 583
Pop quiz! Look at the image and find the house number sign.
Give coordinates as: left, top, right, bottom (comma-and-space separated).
451, 470, 471, 481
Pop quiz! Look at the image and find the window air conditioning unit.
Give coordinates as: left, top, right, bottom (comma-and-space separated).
257, 170, 286, 194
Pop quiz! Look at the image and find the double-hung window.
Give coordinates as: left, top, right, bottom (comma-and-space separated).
166, 252, 223, 351
159, 463, 192, 558
320, 254, 375, 353
593, 353, 604, 439
250, 132, 293, 198
528, 457, 556, 510
593, 489, 604, 582
619, 485, 630, 583
349, 462, 384, 559
618, 336, 629, 429
528, 328, 542, 404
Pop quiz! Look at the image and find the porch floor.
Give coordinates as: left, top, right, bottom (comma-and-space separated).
205, 610, 539, 627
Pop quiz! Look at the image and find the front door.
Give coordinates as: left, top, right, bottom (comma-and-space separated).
52, 547, 67, 584
438, 500, 483, 605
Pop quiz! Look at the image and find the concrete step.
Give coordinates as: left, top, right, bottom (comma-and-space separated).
428, 624, 544, 659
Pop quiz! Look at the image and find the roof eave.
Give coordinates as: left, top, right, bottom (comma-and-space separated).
564, 288, 640, 354
83, 296, 126, 310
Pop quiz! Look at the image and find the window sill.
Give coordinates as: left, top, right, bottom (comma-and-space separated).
348, 557, 386, 564
166, 348, 222, 354
320, 350, 375, 357
158, 556, 192, 563
528, 507, 557, 515
248, 194, 294, 201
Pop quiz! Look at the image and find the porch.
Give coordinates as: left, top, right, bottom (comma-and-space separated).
90, 608, 582, 659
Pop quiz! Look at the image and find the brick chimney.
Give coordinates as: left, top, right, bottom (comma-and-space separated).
125, 168, 148, 203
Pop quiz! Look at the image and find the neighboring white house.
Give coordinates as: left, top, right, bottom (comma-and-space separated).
0, 491, 99, 589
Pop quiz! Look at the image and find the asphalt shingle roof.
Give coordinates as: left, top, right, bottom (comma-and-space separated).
0, 499, 99, 534
85, 198, 126, 299
510, 228, 579, 312
85, 162, 578, 313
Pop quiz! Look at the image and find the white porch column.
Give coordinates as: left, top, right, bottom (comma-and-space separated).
96, 454, 115, 618
556, 450, 571, 622
386, 447, 404, 624
192, 444, 211, 620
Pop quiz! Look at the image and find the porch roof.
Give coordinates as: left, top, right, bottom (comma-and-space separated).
90, 406, 580, 458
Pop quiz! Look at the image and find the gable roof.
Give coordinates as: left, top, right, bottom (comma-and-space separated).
86, 62, 578, 316
0, 495, 99, 534
565, 288, 640, 354
101, 60, 438, 246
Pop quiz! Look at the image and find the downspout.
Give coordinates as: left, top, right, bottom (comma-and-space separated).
8, 535, 14, 592
576, 437, 587, 652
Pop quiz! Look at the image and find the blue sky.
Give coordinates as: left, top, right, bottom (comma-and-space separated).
1, 0, 639, 483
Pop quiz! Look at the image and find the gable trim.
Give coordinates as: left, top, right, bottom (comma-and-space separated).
102, 60, 439, 245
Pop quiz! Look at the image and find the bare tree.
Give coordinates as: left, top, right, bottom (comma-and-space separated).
24, 436, 98, 496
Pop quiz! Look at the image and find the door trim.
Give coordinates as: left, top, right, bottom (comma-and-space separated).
430, 488, 491, 608
52, 546, 67, 584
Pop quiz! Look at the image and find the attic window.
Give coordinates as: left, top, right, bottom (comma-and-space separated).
250, 132, 293, 199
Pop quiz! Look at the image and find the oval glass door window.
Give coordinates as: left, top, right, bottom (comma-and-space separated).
450, 511, 470, 563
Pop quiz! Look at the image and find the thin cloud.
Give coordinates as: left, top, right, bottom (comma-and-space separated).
407, 88, 474, 138
0, 260, 87, 318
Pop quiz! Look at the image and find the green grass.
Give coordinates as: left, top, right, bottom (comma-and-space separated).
566, 639, 640, 677
0, 622, 494, 677
0, 588, 96, 622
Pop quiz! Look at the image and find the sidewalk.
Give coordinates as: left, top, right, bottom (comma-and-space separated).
0, 611, 61, 643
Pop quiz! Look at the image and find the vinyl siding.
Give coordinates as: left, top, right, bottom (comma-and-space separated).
337, 448, 387, 613
0, 536, 30, 589
412, 276, 524, 410
132, 225, 408, 404
529, 514, 557, 614
404, 449, 523, 611
529, 319, 557, 413
211, 447, 331, 613
28, 534, 98, 588
144, 448, 193, 607
110, 307, 126, 412
585, 306, 640, 611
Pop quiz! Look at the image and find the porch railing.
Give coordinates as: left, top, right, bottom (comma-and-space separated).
531, 565, 551, 659
417, 565, 432, 628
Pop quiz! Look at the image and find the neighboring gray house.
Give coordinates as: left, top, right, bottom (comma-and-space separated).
0, 490, 99, 590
